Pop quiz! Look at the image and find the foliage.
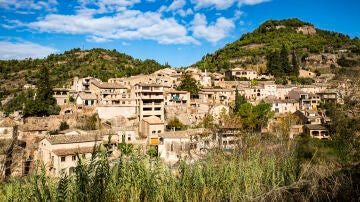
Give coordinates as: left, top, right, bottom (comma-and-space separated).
167, 117, 185, 130
23, 65, 60, 117
0, 48, 168, 98
233, 88, 246, 113
2, 89, 34, 116
194, 18, 359, 73
1, 137, 357, 201
237, 102, 274, 132
176, 72, 199, 98
118, 143, 134, 156
59, 121, 70, 131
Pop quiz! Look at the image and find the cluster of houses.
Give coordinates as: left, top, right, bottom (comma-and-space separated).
0, 66, 342, 177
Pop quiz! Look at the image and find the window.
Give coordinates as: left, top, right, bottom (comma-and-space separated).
72, 155, 76, 161
61, 156, 66, 162
157, 130, 162, 133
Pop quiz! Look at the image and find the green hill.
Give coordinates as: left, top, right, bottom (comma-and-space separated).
193, 18, 360, 73
0, 48, 168, 89
0, 48, 169, 103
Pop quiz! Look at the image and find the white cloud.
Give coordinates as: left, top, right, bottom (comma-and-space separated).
191, 13, 234, 43
27, 10, 198, 45
191, 0, 236, 10
0, 40, 57, 60
77, 0, 141, 14
167, 0, 186, 11
87, 35, 111, 43
0, 0, 58, 12
191, 0, 270, 10
237, 0, 271, 6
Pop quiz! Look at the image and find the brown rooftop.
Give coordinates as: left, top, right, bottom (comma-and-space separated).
46, 134, 101, 144
92, 81, 127, 89
52, 146, 94, 156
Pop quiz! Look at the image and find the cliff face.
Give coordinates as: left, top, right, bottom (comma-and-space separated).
297, 25, 317, 35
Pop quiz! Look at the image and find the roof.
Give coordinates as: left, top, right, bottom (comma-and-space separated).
136, 83, 164, 87
160, 128, 205, 139
142, 116, 164, 124
52, 146, 94, 156
165, 89, 189, 94
304, 124, 327, 130
200, 88, 233, 92
92, 81, 127, 89
45, 134, 101, 145
53, 88, 69, 92
78, 92, 97, 100
264, 98, 298, 104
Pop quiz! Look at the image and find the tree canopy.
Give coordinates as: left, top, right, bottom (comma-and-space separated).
176, 73, 199, 98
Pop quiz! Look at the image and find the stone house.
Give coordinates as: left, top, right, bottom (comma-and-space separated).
158, 130, 190, 164
225, 67, 258, 80
37, 132, 102, 176
90, 81, 134, 106
211, 72, 225, 87
135, 83, 165, 122
198, 88, 235, 105
264, 98, 299, 115
139, 116, 165, 146
0, 118, 17, 139
72, 77, 100, 92
294, 110, 322, 125
75, 92, 98, 107
299, 69, 316, 78
303, 124, 329, 139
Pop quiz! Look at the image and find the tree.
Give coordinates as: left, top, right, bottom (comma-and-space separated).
176, 72, 199, 98
233, 89, 246, 113
23, 64, 60, 117
167, 117, 184, 130
280, 44, 291, 75
291, 49, 300, 76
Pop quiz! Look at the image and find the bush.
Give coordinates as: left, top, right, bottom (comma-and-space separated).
59, 121, 69, 131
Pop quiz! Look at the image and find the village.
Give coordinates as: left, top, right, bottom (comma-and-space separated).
0, 65, 345, 178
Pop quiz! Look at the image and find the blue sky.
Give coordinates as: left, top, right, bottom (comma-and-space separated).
0, 0, 359, 67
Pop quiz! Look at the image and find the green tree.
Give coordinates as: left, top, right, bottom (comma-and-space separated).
167, 117, 184, 130
23, 64, 60, 117
280, 44, 291, 75
233, 89, 246, 113
291, 49, 300, 76
176, 72, 199, 98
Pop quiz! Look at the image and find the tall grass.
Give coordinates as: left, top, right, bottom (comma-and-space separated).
0, 138, 354, 201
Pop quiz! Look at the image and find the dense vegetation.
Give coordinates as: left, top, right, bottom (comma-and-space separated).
194, 18, 360, 73
0, 48, 169, 114
0, 48, 168, 96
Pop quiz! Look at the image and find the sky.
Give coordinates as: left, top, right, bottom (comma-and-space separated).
0, 0, 359, 67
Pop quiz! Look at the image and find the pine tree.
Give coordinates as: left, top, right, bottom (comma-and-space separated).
280, 44, 291, 74
233, 89, 246, 113
23, 64, 60, 117
291, 49, 300, 76
176, 73, 199, 98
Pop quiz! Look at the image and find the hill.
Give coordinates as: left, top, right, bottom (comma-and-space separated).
193, 18, 360, 73
0, 48, 169, 104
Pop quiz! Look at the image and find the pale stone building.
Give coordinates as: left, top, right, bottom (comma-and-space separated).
225, 67, 258, 80
38, 132, 102, 176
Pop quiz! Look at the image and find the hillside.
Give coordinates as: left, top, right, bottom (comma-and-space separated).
0, 48, 169, 103
193, 18, 360, 73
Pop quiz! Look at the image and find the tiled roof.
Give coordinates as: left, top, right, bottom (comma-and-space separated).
304, 124, 327, 130
92, 81, 127, 89
46, 134, 101, 144
142, 116, 163, 124
78, 92, 97, 100
52, 146, 95, 156
160, 128, 205, 139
